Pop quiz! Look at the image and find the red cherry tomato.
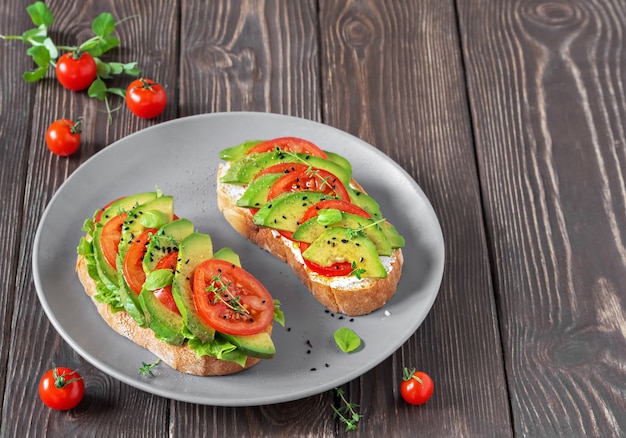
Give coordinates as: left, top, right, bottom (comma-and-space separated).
193, 259, 274, 335
246, 137, 328, 158
45, 118, 82, 156
55, 52, 97, 91
125, 78, 167, 119
400, 368, 434, 405
38, 366, 85, 410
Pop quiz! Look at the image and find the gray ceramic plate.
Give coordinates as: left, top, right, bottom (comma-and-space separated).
33, 112, 444, 406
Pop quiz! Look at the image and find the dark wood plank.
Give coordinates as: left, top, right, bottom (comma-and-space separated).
2, 1, 179, 436
0, 0, 38, 418
458, 0, 626, 435
319, 0, 512, 436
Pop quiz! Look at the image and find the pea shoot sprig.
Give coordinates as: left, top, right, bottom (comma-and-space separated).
207, 273, 250, 316
1, 2, 141, 122
331, 388, 363, 431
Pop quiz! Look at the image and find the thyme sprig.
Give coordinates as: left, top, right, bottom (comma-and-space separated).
207, 273, 250, 316
331, 388, 363, 431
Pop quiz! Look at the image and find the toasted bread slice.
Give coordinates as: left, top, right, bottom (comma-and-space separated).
216, 164, 403, 316
76, 253, 264, 376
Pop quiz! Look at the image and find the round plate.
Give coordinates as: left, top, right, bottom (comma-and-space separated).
32, 112, 444, 406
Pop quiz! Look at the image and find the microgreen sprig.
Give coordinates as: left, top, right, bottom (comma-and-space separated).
331, 388, 363, 431
350, 261, 367, 279
207, 273, 250, 316
139, 359, 161, 377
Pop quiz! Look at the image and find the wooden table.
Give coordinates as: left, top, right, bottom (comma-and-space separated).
2, 0, 625, 436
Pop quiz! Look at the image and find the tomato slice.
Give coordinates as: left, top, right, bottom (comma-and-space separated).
267, 168, 350, 201
100, 213, 128, 269
253, 162, 309, 180
122, 228, 158, 295
246, 136, 328, 158
299, 199, 371, 224
152, 251, 181, 315
297, 199, 371, 277
193, 259, 274, 335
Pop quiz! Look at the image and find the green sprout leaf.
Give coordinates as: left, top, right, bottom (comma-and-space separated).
26, 1, 54, 27
144, 270, 174, 291
316, 208, 343, 226
333, 327, 361, 353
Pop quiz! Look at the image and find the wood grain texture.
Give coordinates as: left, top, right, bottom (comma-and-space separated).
0, 0, 35, 414
458, 0, 626, 436
319, 0, 512, 436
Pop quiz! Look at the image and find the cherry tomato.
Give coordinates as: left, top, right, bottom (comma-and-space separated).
56, 52, 97, 91
193, 259, 274, 335
45, 118, 82, 156
400, 368, 434, 405
125, 78, 167, 119
267, 167, 350, 201
246, 137, 328, 158
100, 213, 128, 269
152, 251, 181, 314
122, 228, 158, 294
38, 366, 85, 410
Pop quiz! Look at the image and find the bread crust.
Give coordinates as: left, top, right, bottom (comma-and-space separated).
216, 164, 403, 316
76, 254, 261, 376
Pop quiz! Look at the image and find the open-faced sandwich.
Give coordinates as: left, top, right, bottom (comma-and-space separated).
216, 137, 405, 316
76, 190, 283, 376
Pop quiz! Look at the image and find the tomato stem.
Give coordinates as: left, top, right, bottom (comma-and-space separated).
52, 366, 82, 388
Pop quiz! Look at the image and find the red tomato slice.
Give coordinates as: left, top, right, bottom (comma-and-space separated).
193, 259, 274, 335
267, 168, 350, 201
253, 162, 309, 180
152, 251, 181, 315
297, 199, 371, 277
246, 137, 328, 158
100, 213, 128, 269
123, 228, 158, 295
299, 199, 371, 224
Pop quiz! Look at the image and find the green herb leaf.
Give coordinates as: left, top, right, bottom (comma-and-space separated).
316, 208, 342, 226
92, 13, 116, 37
123, 61, 141, 76
87, 77, 108, 100
23, 66, 47, 82
26, 44, 50, 68
140, 210, 168, 228
333, 327, 361, 353
144, 269, 174, 291
27, 2, 54, 27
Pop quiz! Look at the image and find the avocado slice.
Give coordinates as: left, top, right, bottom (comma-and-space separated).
221, 331, 275, 359
91, 192, 158, 290
220, 151, 352, 188
139, 219, 195, 345
218, 140, 263, 161
253, 191, 335, 233
236, 173, 282, 209
302, 227, 387, 278
292, 212, 392, 256
116, 195, 175, 326
171, 232, 216, 343
212, 247, 241, 266
348, 188, 383, 220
